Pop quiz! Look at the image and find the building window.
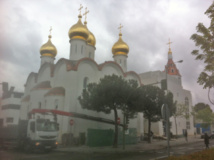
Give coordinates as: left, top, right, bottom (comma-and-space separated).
2, 104, 20, 110
81, 45, 83, 54
185, 97, 189, 112
171, 69, 174, 73
119, 59, 122, 64
6, 117, 13, 123
186, 121, 190, 129
38, 102, 41, 109
83, 77, 89, 89
75, 45, 77, 53
89, 52, 92, 58
55, 99, 58, 109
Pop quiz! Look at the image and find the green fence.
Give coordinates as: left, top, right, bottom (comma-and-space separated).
87, 128, 114, 147
87, 128, 137, 147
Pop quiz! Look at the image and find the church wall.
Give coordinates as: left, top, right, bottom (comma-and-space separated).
144, 119, 164, 136
136, 113, 144, 139
40, 56, 54, 66
29, 89, 50, 112
70, 62, 110, 137
114, 55, 127, 72
100, 64, 124, 77
86, 45, 95, 60
52, 62, 68, 87
69, 39, 87, 60
139, 70, 194, 136
25, 74, 37, 96
51, 63, 73, 134
37, 66, 52, 83
44, 95, 65, 142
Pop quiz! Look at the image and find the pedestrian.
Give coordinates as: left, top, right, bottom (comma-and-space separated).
204, 133, 209, 149
184, 130, 188, 142
150, 131, 154, 142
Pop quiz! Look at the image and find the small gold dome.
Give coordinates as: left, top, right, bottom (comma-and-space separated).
68, 15, 89, 41
112, 33, 129, 56
40, 35, 57, 58
84, 21, 96, 46
87, 31, 96, 46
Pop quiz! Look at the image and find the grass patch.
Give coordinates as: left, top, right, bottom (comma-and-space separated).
166, 148, 214, 160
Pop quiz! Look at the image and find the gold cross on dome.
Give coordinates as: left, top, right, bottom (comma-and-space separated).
49, 26, 52, 35
79, 4, 83, 15
167, 38, 172, 49
83, 7, 89, 22
118, 23, 123, 33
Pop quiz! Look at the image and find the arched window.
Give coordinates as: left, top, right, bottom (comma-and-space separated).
89, 52, 92, 58
185, 97, 190, 119
83, 77, 89, 89
38, 102, 41, 109
185, 97, 189, 107
171, 69, 174, 73
81, 45, 83, 54
55, 99, 58, 109
75, 44, 77, 53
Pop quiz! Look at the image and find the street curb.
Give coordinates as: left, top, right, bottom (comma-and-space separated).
55, 138, 203, 153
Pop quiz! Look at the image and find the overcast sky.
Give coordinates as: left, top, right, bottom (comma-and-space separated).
0, 0, 213, 108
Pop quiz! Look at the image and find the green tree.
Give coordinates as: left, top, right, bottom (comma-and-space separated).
195, 107, 214, 128
135, 85, 167, 143
171, 103, 190, 138
190, 2, 214, 104
78, 74, 139, 148
194, 102, 210, 112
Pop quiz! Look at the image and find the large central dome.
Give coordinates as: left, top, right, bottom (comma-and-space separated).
68, 15, 89, 41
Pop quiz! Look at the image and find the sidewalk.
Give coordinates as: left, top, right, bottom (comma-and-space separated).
56, 135, 203, 153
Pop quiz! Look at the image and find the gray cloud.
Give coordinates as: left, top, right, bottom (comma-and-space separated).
0, 0, 213, 108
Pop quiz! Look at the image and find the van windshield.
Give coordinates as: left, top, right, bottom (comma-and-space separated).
36, 119, 58, 131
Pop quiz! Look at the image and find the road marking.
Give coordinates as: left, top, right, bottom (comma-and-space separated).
150, 155, 168, 160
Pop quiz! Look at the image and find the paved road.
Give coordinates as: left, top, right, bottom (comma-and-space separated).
0, 141, 209, 160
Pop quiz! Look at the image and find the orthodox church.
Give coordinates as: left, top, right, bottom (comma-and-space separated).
20, 7, 144, 143
0, 6, 194, 145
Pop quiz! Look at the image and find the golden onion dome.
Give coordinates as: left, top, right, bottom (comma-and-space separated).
84, 21, 96, 46
112, 33, 129, 56
68, 15, 89, 41
87, 31, 96, 46
40, 35, 57, 58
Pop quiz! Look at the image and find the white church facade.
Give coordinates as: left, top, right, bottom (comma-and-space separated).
0, 6, 194, 145
139, 44, 194, 136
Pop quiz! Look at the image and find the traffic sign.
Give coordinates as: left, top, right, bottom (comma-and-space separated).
117, 117, 120, 124
70, 119, 74, 126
